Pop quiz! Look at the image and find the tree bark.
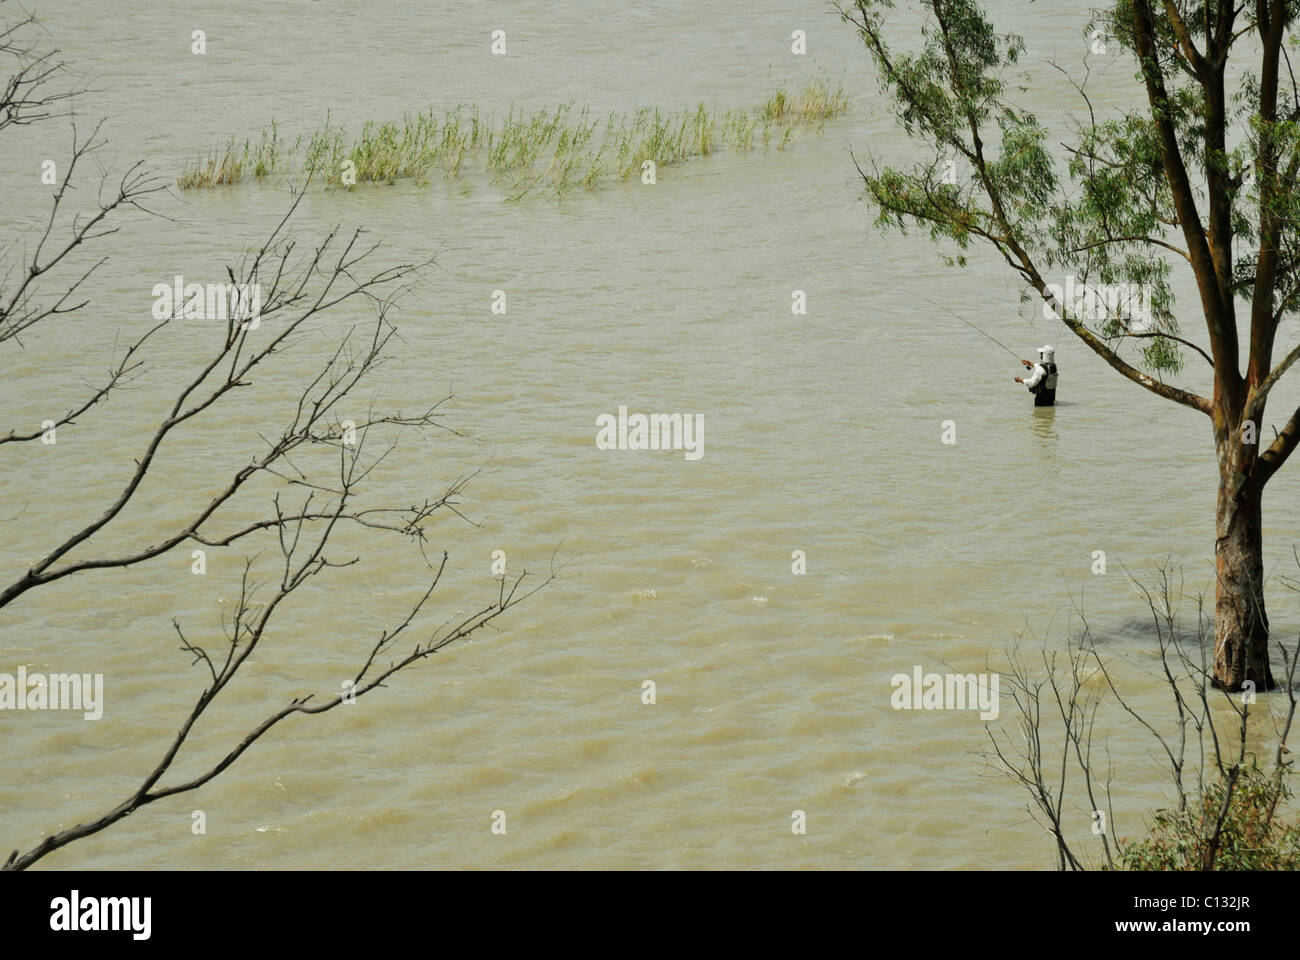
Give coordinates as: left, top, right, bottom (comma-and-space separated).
1212, 470, 1275, 691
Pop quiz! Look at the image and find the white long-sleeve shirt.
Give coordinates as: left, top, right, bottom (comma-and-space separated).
1022, 363, 1047, 389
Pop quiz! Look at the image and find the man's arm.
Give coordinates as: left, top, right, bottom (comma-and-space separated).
1018, 364, 1045, 388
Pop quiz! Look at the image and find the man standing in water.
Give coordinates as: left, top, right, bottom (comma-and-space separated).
1014, 345, 1058, 406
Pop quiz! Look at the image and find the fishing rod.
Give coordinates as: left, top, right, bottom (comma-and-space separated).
920, 295, 1026, 364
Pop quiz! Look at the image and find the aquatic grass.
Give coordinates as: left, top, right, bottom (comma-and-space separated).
177, 135, 246, 188
177, 78, 851, 198
760, 78, 851, 126
177, 119, 296, 188
250, 121, 283, 178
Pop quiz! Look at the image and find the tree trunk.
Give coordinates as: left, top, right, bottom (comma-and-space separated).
1212, 473, 1275, 691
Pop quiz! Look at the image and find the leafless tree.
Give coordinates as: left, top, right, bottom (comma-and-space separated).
985, 562, 1300, 870
1, 2, 549, 871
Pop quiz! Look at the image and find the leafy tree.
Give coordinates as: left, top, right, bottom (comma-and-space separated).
839, 0, 1300, 689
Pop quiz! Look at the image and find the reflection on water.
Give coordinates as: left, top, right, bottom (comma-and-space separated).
1029, 406, 1059, 443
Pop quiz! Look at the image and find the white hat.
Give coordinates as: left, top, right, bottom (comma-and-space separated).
1039, 345, 1055, 363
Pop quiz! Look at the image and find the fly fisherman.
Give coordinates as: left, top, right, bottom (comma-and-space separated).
1014, 345, 1058, 406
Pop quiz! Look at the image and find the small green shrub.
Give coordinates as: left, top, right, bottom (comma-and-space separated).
1115, 764, 1300, 870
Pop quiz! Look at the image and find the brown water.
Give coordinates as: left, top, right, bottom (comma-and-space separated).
2, 0, 1298, 870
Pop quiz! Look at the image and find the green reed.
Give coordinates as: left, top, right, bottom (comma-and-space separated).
177, 78, 851, 198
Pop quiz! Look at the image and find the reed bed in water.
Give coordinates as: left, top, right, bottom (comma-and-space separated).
177, 80, 850, 198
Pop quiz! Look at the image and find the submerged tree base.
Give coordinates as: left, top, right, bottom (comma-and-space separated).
176, 79, 851, 198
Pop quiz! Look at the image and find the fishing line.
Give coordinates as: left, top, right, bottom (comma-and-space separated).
920, 295, 1025, 362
